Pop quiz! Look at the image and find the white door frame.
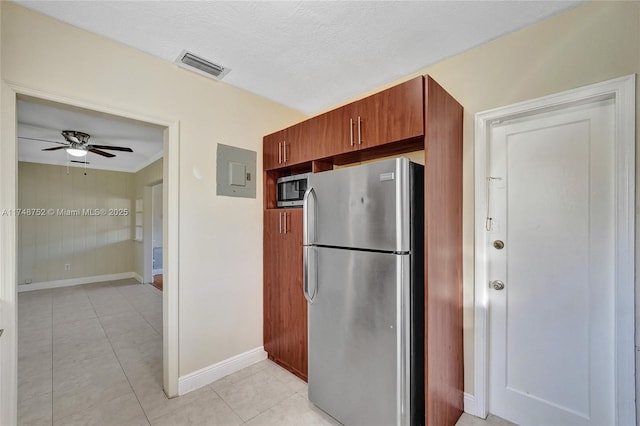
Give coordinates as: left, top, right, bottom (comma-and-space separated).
0, 81, 181, 425
471, 74, 636, 424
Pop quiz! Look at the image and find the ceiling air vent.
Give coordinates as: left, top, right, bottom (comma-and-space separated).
175, 50, 231, 81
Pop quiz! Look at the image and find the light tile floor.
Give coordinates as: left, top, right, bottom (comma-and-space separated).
18, 279, 515, 426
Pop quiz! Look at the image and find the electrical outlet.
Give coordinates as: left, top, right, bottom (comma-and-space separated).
64, 263, 71, 271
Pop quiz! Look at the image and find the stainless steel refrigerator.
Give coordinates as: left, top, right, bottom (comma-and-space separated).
303, 158, 424, 426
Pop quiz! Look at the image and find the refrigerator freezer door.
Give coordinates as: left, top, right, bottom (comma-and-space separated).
308, 246, 411, 426
307, 158, 411, 252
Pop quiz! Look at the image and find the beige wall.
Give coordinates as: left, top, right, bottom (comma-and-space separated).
17, 162, 134, 284
1, 3, 306, 376
133, 159, 163, 200
132, 158, 163, 279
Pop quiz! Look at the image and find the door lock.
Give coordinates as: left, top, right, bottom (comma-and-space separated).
493, 240, 505, 250
490, 280, 505, 291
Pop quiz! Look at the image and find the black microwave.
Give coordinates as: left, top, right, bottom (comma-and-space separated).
277, 173, 310, 208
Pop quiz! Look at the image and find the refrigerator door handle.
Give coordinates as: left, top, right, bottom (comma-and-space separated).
303, 186, 317, 304
302, 186, 316, 245
303, 246, 317, 303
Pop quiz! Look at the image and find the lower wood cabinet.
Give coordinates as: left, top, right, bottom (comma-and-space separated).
263, 208, 307, 380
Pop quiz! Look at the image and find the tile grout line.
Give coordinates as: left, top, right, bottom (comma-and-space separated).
210, 387, 248, 425
114, 282, 162, 336
213, 363, 300, 424
20, 282, 158, 426
85, 280, 153, 426
50, 285, 109, 424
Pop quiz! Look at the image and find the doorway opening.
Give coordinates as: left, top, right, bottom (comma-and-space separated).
151, 182, 163, 291
0, 82, 180, 423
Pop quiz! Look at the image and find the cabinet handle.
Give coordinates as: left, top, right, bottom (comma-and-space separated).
349, 118, 354, 146
283, 212, 288, 234
278, 142, 282, 164
283, 141, 287, 163
279, 212, 282, 234
357, 116, 362, 145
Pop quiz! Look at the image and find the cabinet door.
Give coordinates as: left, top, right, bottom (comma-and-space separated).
356, 76, 424, 149
263, 209, 283, 356
279, 209, 307, 378
263, 209, 308, 379
264, 130, 286, 171
311, 102, 358, 159
283, 120, 312, 166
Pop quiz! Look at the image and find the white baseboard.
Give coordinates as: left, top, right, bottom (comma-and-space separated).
464, 392, 485, 419
18, 272, 139, 292
133, 273, 143, 283
178, 347, 268, 396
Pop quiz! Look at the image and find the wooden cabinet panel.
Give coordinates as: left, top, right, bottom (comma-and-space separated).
263, 208, 307, 380
311, 102, 358, 159
263, 210, 282, 356
310, 77, 423, 158
284, 120, 312, 166
424, 76, 464, 425
264, 130, 286, 171
358, 76, 424, 149
264, 121, 313, 170
279, 209, 307, 378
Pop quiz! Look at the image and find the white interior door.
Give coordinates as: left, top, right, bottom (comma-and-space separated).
487, 98, 616, 425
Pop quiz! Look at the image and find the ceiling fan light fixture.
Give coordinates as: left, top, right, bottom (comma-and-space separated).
66, 147, 88, 157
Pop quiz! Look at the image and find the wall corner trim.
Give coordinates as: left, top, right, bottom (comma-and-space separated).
178, 347, 268, 396
463, 392, 483, 419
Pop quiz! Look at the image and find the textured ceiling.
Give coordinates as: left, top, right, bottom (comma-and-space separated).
18, 97, 164, 173
14, 1, 581, 115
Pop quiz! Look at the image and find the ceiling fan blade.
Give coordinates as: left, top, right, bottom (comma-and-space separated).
89, 148, 115, 158
42, 146, 67, 151
70, 160, 90, 164
19, 136, 67, 145
88, 144, 133, 152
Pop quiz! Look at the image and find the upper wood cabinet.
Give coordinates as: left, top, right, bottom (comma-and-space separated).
264, 120, 312, 170
357, 76, 424, 149
264, 129, 286, 171
311, 76, 424, 159
309, 102, 358, 158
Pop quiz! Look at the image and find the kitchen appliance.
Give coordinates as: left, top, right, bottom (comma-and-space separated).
277, 173, 310, 207
303, 158, 424, 426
